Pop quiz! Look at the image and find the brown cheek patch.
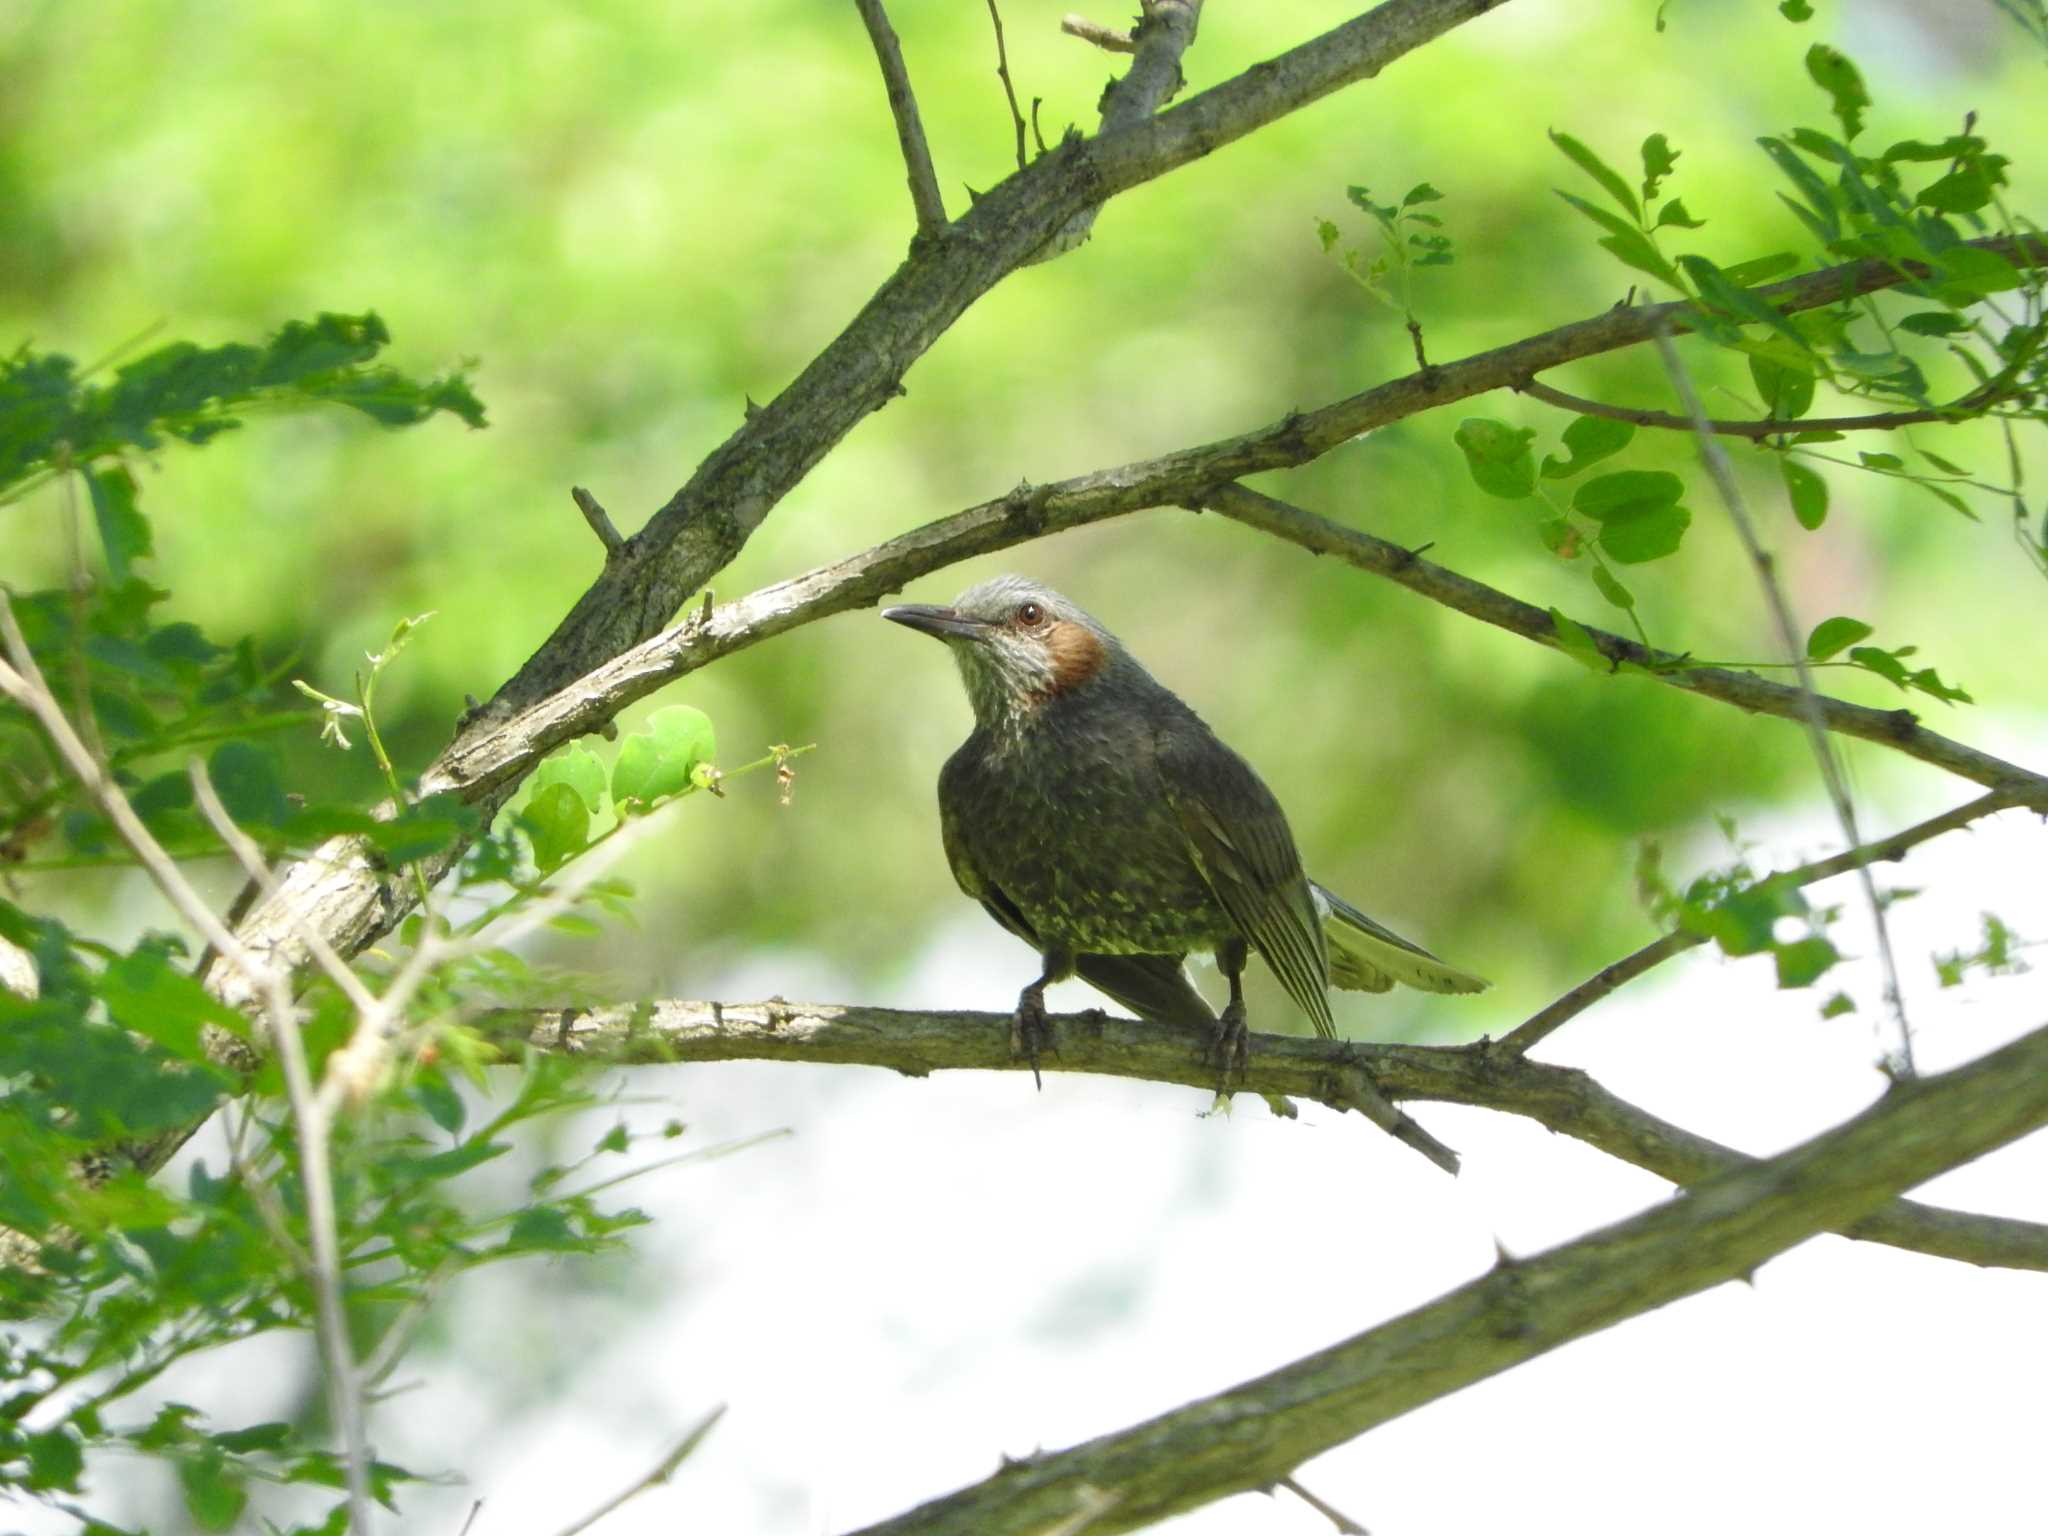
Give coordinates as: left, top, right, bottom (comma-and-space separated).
1044, 621, 1107, 694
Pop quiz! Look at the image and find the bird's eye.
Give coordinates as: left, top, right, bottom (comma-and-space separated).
1017, 601, 1045, 627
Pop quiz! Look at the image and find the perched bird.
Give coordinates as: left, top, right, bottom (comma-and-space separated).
884, 575, 1487, 1078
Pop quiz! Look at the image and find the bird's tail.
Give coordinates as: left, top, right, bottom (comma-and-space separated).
1312, 882, 1490, 996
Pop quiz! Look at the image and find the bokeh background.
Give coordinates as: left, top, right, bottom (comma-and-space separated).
4, 0, 2046, 1531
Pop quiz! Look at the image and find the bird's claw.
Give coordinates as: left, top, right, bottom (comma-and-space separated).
1011, 988, 1055, 1091
1208, 1002, 1251, 1082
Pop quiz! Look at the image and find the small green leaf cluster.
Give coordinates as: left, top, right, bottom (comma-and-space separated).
1551, 44, 2044, 554
1636, 837, 1848, 996
1317, 182, 1454, 319
519, 704, 719, 873
1934, 912, 2032, 989
1455, 412, 1688, 624
1805, 615, 1972, 705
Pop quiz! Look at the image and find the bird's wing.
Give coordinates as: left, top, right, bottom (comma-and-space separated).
1074, 953, 1217, 1029
1314, 881, 1491, 996
1155, 719, 1334, 1038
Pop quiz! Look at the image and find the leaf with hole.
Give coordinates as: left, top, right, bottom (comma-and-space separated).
1540, 414, 1636, 479
612, 705, 718, 813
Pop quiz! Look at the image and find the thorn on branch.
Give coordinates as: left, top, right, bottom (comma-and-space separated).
1272, 1475, 1372, 1535
571, 487, 625, 558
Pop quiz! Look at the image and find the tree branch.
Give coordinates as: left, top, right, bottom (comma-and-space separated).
489, 999, 2048, 1273
1514, 374, 2017, 440
825, 1018, 2048, 1535
1500, 790, 2017, 1056
1062, 14, 1137, 53
1201, 483, 2048, 803
856, 0, 949, 239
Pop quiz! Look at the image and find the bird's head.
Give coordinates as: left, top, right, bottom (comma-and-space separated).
883, 576, 1123, 731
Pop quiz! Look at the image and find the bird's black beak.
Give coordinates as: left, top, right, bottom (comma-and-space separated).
883, 604, 991, 642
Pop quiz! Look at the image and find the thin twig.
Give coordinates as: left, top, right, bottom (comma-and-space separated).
0, 592, 376, 1532
1277, 1475, 1371, 1534
1061, 14, 1138, 52
570, 487, 625, 558
1650, 323, 1917, 1077
984, 0, 1029, 173
1516, 374, 2019, 441
855, 0, 949, 238
1499, 790, 2015, 1056
549, 1405, 726, 1536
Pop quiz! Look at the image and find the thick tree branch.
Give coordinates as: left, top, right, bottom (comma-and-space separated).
824, 1018, 2048, 1535
493, 1000, 2048, 1273
856, 0, 949, 239
1202, 483, 2048, 802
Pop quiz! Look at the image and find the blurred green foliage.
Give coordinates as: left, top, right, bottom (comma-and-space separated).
2, 0, 2042, 1039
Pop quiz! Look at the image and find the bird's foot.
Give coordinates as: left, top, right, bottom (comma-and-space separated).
1208, 1000, 1251, 1081
1010, 987, 1055, 1091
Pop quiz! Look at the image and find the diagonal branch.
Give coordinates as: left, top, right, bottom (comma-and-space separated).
1500, 789, 2018, 1055
492, 1000, 2048, 1274
829, 1017, 2048, 1535
1201, 483, 2048, 802
856, 0, 949, 240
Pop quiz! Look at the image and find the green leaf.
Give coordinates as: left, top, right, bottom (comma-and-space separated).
1820, 991, 1857, 1018
1775, 934, 1841, 988
1805, 44, 1871, 140
1849, 644, 1912, 689
1550, 129, 1641, 220
532, 743, 608, 816
1540, 415, 1636, 479
1897, 310, 1968, 337
179, 1454, 249, 1531
1555, 192, 1682, 288
1401, 182, 1444, 206
1782, 459, 1829, 529
611, 704, 719, 812
1717, 252, 1800, 287
1537, 517, 1583, 559
523, 782, 589, 873
1780, 0, 1814, 18
1806, 616, 1874, 660
87, 465, 152, 583
1573, 470, 1683, 519
1677, 255, 1810, 349
1640, 133, 1679, 201
1452, 418, 1537, 499
1905, 666, 1973, 705
1687, 883, 1807, 957
1597, 502, 1691, 564
1859, 451, 1903, 471
1654, 198, 1706, 230
1749, 354, 1816, 421
1918, 449, 1968, 475
1591, 563, 1635, 611
1547, 607, 1607, 672
208, 740, 290, 827
101, 947, 253, 1060
24, 1428, 85, 1492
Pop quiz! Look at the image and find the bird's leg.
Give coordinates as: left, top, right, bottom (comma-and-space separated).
1211, 937, 1252, 1079
1012, 947, 1071, 1091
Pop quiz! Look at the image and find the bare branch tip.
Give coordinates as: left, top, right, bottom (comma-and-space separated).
571, 486, 625, 557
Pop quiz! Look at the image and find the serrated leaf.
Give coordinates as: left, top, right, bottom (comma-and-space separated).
1550, 129, 1641, 220
1782, 459, 1829, 529
1540, 414, 1636, 479
1452, 418, 1537, 500
611, 704, 718, 812
1806, 616, 1874, 660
